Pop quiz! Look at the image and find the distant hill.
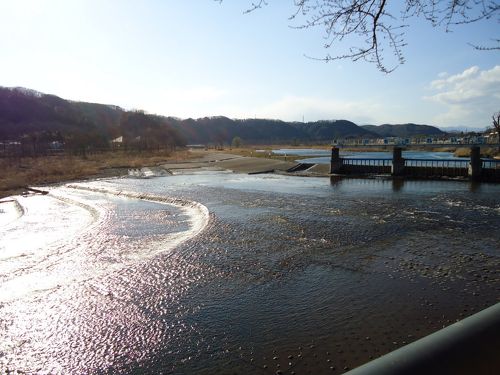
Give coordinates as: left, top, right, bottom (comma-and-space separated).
0, 87, 379, 146
0, 86, 185, 150
438, 126, 487, 133
0, 87, 113, 140
0, 86, 449, 149
171, 117, 305, 145
292, 120, 376, 140
170, 118, 377, 144
361, 123, 446, 138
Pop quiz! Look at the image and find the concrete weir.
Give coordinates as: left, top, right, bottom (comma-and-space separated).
330, 147, 500, 182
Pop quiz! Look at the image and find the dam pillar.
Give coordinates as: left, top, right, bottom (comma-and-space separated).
391, 147, 405, 176
330, 147, 342, 174
468, 146, 482, 182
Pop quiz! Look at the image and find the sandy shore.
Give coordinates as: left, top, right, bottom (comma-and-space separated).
160, 149, 334, 176
161, 150, 298, 174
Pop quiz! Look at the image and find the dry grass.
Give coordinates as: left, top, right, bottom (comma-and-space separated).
453, 147, 499, 158
0, 149, 193, 198
432, 147, 457, 152
481, 147, 500, 158
453, 148, 471, 157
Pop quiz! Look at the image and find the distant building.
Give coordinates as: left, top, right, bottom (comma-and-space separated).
49, 141, 63, 149
486, 131, 499, 144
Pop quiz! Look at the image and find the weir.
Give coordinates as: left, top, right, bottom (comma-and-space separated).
330, 147, 500, 182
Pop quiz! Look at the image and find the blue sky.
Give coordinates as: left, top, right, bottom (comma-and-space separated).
0, 0, 498, 129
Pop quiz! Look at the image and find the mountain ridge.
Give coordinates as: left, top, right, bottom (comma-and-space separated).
1, 86, 448, 145
361, 123, 446, 137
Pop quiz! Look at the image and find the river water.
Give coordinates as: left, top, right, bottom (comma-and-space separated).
1, 173, 499, 374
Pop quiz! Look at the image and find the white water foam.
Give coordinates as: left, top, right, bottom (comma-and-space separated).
0, 184, 210, 302
0, 198, 24, 228
65, 183, 210, 252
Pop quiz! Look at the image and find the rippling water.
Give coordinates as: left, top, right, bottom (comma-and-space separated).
1, 174, 499, 374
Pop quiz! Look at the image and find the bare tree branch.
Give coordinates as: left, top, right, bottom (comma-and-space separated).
220, 0, 500, 72
243, 0, 268, 14
469, 38, 500, 50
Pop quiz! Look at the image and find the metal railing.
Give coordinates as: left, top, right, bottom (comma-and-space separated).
482, 159, 500, 169
403, 158, 469, 178
404, 158, 468, 168
342, 158, 392, 167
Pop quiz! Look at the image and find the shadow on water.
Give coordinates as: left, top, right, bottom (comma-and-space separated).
392, 178, 404, 192
330, 175, 496, 195
329, 175, 345, 188
468, 181, 481, 192
329, 176, 405, 192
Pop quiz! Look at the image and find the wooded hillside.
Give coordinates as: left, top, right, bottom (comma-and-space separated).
0, 87, 447, 149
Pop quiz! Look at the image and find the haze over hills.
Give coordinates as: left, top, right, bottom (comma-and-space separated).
0, 87, 451, 146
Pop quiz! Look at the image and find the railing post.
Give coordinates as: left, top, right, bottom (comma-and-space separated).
330, 147, 341, 174
468, 146, 482, 182
391, 147, 405, 176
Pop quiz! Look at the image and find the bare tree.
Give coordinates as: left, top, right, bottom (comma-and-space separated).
493, 112, 500, 150
223, 1, 500, 73
493, 111, 500, 132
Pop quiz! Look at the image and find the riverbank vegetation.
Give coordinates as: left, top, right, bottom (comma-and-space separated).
0, 149, 192, 199
453, 147, 499, 158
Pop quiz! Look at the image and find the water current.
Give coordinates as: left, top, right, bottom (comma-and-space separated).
1, 173, 499, 374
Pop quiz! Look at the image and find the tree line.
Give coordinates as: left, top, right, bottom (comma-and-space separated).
0, 87, 186, 158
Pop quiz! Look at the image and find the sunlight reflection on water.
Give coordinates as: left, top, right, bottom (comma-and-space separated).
0, 186, 209, 303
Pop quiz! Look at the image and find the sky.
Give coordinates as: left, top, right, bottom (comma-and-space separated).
0, 0, 498, 130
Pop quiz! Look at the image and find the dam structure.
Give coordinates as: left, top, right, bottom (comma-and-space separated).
329, 147, 500, 182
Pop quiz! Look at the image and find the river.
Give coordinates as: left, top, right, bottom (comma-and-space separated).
1, 173, 499, 374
